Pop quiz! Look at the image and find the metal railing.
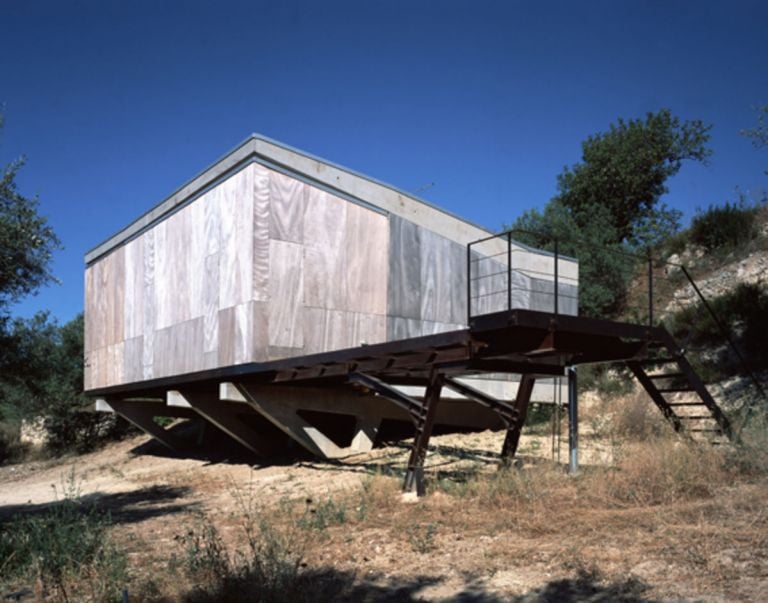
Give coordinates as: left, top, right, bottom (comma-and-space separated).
467, 228, 767, 432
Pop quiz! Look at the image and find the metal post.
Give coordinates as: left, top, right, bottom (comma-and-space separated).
647, 252, 653, 326
501, 374, 536, 465
507, 233, 512, 311
567, 367, 578, 475
403, 370, 443, 496
466, 243, 472, 324
554, 239, 559, 316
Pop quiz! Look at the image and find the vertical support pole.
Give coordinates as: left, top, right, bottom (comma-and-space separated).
403, 370, 443, 496
507, 232, 512, 311
501, 374, 536, 465
466, 242, 472, 324
554, 239, 559, 316
568, 367, 578, 475
647, 251, 654, 326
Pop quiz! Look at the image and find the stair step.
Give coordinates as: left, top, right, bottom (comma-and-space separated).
647, 372, 685, 380
668, 402, 707, 406
678, 415, 714, 420
657, 386, 695, 393
690, 428, 723, 433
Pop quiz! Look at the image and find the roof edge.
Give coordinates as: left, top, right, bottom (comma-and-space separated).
86, 134, 497, 264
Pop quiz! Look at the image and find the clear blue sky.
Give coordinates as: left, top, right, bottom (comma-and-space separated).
1, 0, 766, 323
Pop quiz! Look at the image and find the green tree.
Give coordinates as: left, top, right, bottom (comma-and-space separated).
510, 109, 712, 317
0, 114, 61, 316
556, 109, 710, 247
0, 312, 114, 456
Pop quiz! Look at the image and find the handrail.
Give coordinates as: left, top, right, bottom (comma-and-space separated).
466, 228, 768, 427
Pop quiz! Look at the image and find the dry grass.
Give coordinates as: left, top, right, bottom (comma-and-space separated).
128, 432, 766, 601
4, 399, 767, 601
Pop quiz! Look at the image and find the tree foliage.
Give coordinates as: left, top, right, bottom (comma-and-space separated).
0, 313, 118, 457
556, 109, 710, 247
0, 115, 61, 315
510, 109, 712, 317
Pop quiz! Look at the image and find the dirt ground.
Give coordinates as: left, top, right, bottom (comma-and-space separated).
1, 422, 766, 602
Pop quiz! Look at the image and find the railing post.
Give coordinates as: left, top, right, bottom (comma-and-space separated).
466, 243, 472, 325
647, 250, 653, 326
507, 233, 512, 311
554, 239, 559, 316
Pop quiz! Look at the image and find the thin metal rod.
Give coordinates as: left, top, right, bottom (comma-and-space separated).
567, 367, 578, 475
507, 232, 512, 311
466, 243, 472, 324
554, 239, 559, 316
648, 252, 653, 326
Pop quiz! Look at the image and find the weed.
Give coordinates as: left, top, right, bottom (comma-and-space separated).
298, 497, 347, 531
0, 468, 128, 601
407, 523, 438, 554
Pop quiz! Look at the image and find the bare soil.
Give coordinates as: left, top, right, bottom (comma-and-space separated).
1, 422, 766, 602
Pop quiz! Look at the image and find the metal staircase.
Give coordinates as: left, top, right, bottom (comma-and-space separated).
627, 327, 734, 444
468, 228, 767, 448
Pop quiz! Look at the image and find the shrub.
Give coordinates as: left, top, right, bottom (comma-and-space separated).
666, 282, 768, 373
689, 199, 759, 251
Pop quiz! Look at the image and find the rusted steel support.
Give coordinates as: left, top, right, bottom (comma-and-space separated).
442, 376, 518, 425
500, 374, 536, 465
403, 369, 444, 496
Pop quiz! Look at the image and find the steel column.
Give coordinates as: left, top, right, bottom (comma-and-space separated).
403, 369, 444, 496
500, 374, 536, 465
567, 367, 578, 475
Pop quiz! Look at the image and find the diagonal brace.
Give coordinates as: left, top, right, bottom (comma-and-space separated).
348, 372, 423, 422
442, 377, 518, 425
500, 374, 536, 466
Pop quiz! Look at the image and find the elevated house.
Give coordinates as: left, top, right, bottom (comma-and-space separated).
86, 135, 733, 495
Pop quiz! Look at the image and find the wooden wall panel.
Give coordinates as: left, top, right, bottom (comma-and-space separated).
187, 198, 206, 321
152, 220, 171, 329
123, 238, 144, 340
388, 216, 421, 320
252, 164, 270, 301
303, 308, 386, 354
304, 188, 347, 310
203, 253, 219, 354
165, 207, 191, 324
345, 203, 388, 315
387, 216, 469, 338
85, 163, 413, 388
268, 239, 304, 349
269, 171, 304, 243
84, 266, 96, 356
123, 336, 143, 384
141, 228, 156, 380
219, 168, 254, 310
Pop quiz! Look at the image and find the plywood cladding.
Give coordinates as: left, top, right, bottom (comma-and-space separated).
84, 159, 579, 391
84, 164, 390, 390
